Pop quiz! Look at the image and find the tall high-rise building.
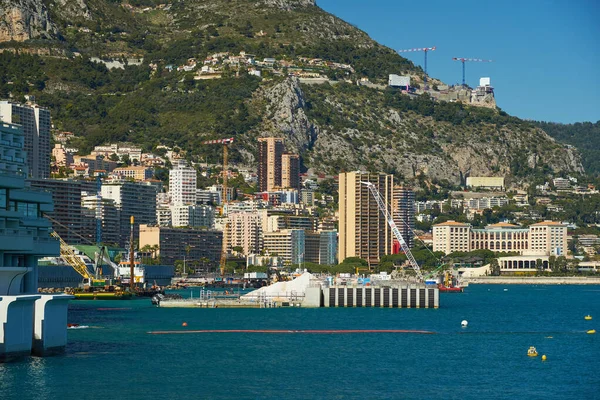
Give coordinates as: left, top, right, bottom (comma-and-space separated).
28, 178, 94, 244
393, 186, 415, 248
227, 212, 263, 256
101, 182, 157, 247
338, 172, 394, 265
257, 137, 284, 191
281, 153, 300, 190
169, 160, 197, 205
0, 100, 51, 178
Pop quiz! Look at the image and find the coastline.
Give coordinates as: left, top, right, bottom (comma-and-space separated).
464, 276, 600, 285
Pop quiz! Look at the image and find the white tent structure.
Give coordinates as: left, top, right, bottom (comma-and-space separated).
242, 272, 314, 302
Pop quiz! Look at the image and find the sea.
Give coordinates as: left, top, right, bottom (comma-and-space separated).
1, 285, 599, 400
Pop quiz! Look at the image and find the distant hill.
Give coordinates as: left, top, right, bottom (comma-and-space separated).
533, 121, 600, 175
0, 0, 586, 185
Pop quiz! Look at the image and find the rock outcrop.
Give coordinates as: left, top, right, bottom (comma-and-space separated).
0, 0, 56, 42
252, 78, 584, 184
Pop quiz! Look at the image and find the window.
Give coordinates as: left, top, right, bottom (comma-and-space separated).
0, 189, 6, 209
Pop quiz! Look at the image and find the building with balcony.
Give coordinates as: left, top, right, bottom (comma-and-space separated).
170, 161, 196, 205
139, 225, 223, 266
0, 101, 51, 179
0, 121, 72, 360
338, 172, 394, 265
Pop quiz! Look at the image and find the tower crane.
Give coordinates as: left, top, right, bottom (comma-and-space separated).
397, 46, 436, 88
202, 137, 234, 276
452, 57, 493, 87
360, 182, 424, 282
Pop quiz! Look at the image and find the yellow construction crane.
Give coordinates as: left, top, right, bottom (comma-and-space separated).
50, 231, 105, 288
202, 137, 234, 276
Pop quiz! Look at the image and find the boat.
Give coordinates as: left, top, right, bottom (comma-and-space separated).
584, 315, 592, 320
72, 291, 133, 300
587, 329, 596, 334
438, 284, 463, 293
527, 346, 538, 357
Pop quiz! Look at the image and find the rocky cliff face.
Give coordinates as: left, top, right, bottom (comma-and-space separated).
0, 0, 90, 43
261, 0, 316, 10
0, 0, 56, 42
252, 77, 584, 185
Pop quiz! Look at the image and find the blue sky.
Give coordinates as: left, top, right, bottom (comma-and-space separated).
317, 0, 600, 123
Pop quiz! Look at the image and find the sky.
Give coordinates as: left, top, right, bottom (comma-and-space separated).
317, 0, 600, 124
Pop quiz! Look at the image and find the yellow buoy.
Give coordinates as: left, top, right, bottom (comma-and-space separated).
542, 355, 547, 361
587, 329, 596, 334
584, 315, 592, 320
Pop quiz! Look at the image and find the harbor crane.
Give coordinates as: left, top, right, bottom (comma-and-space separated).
50, 231, 104, 288
360, 182, 424, 282
202, 137, 234, 276
397, 46, 436, 88
452, 57, 493, 86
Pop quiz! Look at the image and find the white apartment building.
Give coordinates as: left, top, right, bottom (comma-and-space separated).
170, 204, 215, 228
169, 161, 197, 205
528, 221, 568, 256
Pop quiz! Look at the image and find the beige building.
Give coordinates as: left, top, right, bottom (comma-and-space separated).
113, 166, 153, 181
465, 176, 505, 190
281, 153, 300, 190
139, 224, 222, 266
528, 220, 568, 256
338, 172, 394, 265
432, 221, 471, 254
257, 137, 284, 191
263, 229, 304, 266
227, 212, 263, 256
432, 220, 567, 256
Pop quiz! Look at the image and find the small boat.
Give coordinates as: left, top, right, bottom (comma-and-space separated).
587, 329, 596, 334
527, 346, 538, 357
584, 315, 592, 320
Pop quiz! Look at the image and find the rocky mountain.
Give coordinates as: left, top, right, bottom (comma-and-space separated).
0, 0, 586, 185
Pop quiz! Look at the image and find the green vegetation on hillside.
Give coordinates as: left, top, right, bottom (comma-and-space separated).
535, 121, 600, 174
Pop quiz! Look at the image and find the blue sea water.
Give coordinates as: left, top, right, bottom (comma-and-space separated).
1, 285, 599, 400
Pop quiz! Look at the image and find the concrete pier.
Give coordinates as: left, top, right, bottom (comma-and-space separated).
32, 294, 74, 356
321, 285, 439, 308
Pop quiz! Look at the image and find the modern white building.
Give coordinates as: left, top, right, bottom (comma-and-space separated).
0, 121, 72, 360
169, 161, 197, 205
170, 204, 215, 228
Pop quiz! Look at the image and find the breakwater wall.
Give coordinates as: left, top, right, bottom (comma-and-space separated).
464, 276, 600, 285
322, 285, 439, 308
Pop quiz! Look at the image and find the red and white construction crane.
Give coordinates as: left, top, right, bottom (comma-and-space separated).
452, 57, 493, 87
202, 137, 234, 276
361, 181, 424, 282
397, 46, 436, 88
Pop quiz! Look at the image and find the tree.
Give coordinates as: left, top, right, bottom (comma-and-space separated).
548, 255, 557, 273
535, 258, 544, 273
109, 153, 120, 162
489, 258, 500, 276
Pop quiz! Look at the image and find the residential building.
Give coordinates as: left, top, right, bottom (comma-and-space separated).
28, 178, 94, 244
227, 212, 263, 256
393, 186, 415, 248
139, 225, 222, 266
81, 192, 120, 245
52, 144, 73, 168
465, 176, 504, 190
170, 161, 196, 205
338, 172, 394, 265
300, 189, 314, 205
281, 153, 300, 190
0, 121, 71, 360
257, 137, 284, 191
156, 205, 172, 227
170, 204, 215, 228
72, 155, 117, 173
319, 230, 338, 265
112, 166, 154, 181
101, 182, 157, 247
196, 189, 221, 205
0, 100, 51, 178
263, 229, 305, 265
